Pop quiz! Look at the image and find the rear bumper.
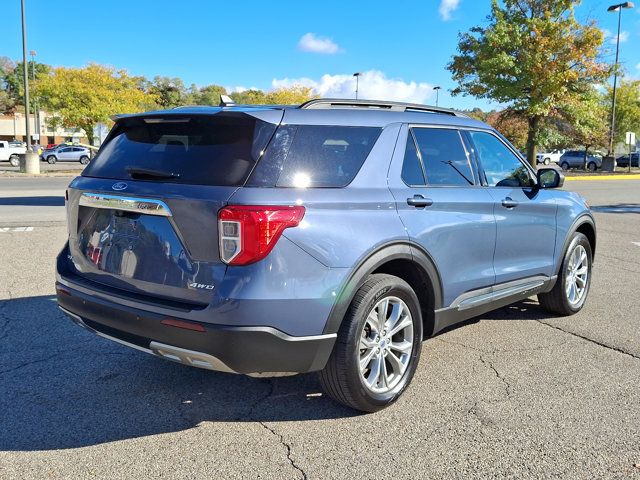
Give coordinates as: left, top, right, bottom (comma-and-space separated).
56, 281, 336, 376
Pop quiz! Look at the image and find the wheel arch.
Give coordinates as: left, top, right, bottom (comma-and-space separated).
558, 214, 596, 271
322, 242, 443, 337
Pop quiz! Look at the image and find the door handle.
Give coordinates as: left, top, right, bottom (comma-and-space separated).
407, 194, 433, 208
501, 197, 519, 209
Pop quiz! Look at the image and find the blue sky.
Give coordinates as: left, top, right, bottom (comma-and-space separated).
3, 0, 640, 110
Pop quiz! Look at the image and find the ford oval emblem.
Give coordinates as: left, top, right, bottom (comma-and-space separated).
112, 182, 128, 191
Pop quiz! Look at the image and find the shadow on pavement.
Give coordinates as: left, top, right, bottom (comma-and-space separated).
0, 196, 65, 207
590, 203, 640, 214
1, 294, 556, 452
0, 295, 357, 452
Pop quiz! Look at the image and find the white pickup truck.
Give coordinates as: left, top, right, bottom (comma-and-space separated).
0, 141, 27, 167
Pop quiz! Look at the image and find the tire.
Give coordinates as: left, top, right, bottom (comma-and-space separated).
79, 156, 90, 165
9, 155, 19, 167
319, 274, 423, 412
538, 232, 592, 316
544, 158, 550, 165
587, 162, 597, 172
560, 162, 570, 171
47, 155, 57, 164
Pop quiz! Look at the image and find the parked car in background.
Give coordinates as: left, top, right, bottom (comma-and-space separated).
46, 143, 58, 150
615, 152, 639, 168
56, 99, 596, 412
536, 153, 551, 165
0, 140, 27, 167
40, 145, 91, 164
559, 150, 601, 171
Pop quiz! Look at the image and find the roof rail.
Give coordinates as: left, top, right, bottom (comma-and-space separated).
298, 98, 468, 117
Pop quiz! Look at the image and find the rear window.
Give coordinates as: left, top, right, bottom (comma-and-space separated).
83, 113, 277, 186
248, 125, 381, 187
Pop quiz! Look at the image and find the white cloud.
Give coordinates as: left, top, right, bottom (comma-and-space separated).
297, 33, 341, 54
603, 29, 629, 44
439, 0, 461, 21
636, 63, 640, 71
271, 70, 435, 104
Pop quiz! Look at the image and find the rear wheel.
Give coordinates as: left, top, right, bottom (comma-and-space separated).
538, 232, 592, 315
319, 274, 423, 412
80, 155, 90, 165
47, 155, 57, 164
9, 155, 19, 167
587, 162, 597, 172
560, 162, 569, 171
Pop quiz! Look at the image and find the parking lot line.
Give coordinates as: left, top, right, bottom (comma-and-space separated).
0, 226, 34, 233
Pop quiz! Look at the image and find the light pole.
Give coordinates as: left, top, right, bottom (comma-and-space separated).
433, 86, 441, 107
20, 0, 31, 148
607, 1, 634, 157
30, 50, 40, 142
353, 72, 361, 100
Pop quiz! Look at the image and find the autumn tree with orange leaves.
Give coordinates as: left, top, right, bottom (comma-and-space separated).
448, 0, 608, 167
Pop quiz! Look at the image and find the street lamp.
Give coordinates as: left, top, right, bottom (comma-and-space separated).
606, 1, 634, 157
353, 72, 362, 100
29, 50, 40, 142
433, 86, 442, 107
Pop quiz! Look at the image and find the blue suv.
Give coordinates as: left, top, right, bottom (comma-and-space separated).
56, 99, 596, 412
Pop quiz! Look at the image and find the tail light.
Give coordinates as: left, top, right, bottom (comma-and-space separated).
218, 205, 306, 265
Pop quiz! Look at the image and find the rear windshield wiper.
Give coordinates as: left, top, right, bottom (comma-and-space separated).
126, 167, 181, 180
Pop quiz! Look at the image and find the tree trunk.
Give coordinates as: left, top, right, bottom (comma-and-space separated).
525, 116, 540, 169
81, 123, 95, 146
583, 145, 590, 170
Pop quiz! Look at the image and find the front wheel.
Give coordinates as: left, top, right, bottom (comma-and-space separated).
319, 274, 423, 412
544, 158, 550, 165
9, 155, 19, 167
538, 232, 592, 315
587, 162, 597, 172
47, 156, 57, 164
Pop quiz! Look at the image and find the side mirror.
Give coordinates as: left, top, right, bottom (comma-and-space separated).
537, 168, 564, 189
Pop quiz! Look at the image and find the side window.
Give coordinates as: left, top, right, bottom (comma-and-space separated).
401, 134, 426, 186
411, 128, 474, 186
468, 131, 533, 188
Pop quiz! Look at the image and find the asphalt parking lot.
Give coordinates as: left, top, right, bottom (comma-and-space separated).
0, 177, 639, 479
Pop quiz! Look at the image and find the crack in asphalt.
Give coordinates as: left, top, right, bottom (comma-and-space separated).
240, 379, 308, 480
479, 354, 512, 398
536, 321, 640, 361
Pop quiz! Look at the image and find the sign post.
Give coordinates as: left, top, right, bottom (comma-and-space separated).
625, 132, 636, 173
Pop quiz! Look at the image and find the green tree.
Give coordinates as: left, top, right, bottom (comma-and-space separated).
148, 76, 190, 108
192, 84, 227, 105
0, 56, 50, 113
229, 89, 268, 104
605, 79, 640, 146
448, 0, 608, 167
36, 64, 155, 144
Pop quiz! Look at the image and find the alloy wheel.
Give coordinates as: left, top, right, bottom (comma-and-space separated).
359, 296, 414, 394
565, 244, 589, 306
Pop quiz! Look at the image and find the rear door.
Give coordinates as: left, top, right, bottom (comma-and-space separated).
64, 110, 282, 306
388, 125, 496, 307
466, 130, 557, 284
58, 147, 73, 161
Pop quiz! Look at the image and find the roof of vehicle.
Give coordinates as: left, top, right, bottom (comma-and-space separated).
111, 98, 491, 130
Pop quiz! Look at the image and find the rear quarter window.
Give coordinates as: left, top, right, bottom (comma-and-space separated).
250, 125, 381, 188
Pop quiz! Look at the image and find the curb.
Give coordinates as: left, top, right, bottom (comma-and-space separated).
565, 174, 640, 181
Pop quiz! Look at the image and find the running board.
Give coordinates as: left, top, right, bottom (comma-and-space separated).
433, 275, 556, 334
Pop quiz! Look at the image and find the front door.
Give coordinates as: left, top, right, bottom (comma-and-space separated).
466, 130, 557, 284
388, 125, 497, 307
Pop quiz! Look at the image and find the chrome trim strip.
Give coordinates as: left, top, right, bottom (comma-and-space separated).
445, 275, 551, 311
79, 193, 172, 217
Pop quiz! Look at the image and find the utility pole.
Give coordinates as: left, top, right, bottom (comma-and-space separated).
30, 50, 40, 141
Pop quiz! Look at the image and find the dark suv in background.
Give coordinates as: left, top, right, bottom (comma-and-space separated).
57, 99, 595, 412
